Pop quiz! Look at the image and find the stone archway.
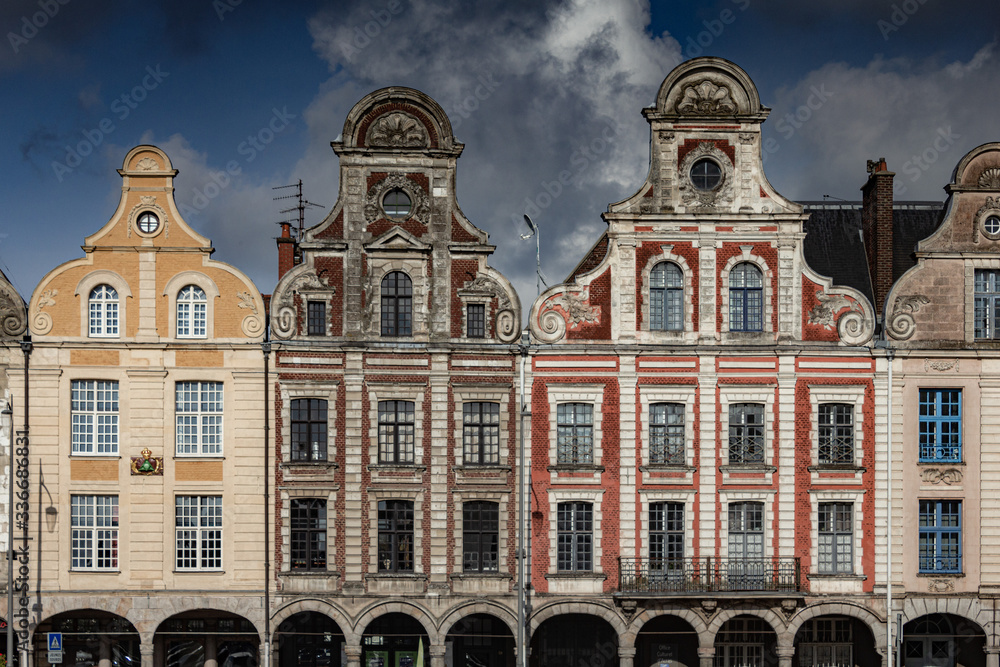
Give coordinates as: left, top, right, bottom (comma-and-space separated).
154, 609, 259, 667
631, 613, 701, 667
276, 610, 348, 667
445, 612, 516, 667
530, 612, 620, 667
33, 610, 140, 667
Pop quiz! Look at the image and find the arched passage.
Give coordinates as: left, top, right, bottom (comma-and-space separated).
154, 609, 259, 666
633, 614, 699, 667
792, 614, 879, 667
446, 613, 515, 667
277, 611, 346, 667
713, 615, 778, 667
902, 614, 986, 667
530, 614, 619, 667
362, 613, 429, 667
33, 610, 139, 667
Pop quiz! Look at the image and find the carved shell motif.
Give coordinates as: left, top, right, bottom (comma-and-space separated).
979, 167, 1000, 189
676, 80, 738, 115
136, 157, 159, 171
366, 112, 429, 148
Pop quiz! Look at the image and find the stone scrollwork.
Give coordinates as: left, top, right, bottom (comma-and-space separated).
920, 468, 963, 485
272, 307, 297, 339
495, 309, 518, 343
31, 288, 57, 335
270, 272, 330, 339
678, 141, 734, 209
366, 112, 429, 148
837, 309, 873, 346
887, 295, 929, 340
924, 358, 958, 373
0, 281, 26, 337
808, 290, 853, 329
808, 289, 873, 344
928, 578, 955, 593
535, 287, 599, 343
463, 274, 512, 312
364, 172, 431, 225
536, 309, 567, 343
676, 79, 738, 115
241, 314, 264, 337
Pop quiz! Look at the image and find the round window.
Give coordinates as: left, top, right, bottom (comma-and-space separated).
383, 189, 412, 219
984, 215, 1000, 236
690, 158, 722, 191
137, 212, 160, 233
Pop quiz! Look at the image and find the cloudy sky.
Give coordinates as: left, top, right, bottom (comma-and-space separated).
1, 0, 998, 309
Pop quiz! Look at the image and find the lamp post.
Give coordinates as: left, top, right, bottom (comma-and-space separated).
2, 399, 13, 667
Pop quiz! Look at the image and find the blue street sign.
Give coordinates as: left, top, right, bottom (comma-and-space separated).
47, 632, 62, 651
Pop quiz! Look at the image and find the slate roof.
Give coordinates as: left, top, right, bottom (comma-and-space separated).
801, 201, 944, 309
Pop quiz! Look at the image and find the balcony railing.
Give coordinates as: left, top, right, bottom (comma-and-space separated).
618, 557, 801, 594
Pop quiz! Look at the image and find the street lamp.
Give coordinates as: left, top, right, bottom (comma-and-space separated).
520, 216, 548, 297
2, 399, 13, 667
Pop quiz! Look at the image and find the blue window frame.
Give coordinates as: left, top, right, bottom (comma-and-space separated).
919, 500, 961, 573
729, 263, 763, 332
918, 389, 961, 462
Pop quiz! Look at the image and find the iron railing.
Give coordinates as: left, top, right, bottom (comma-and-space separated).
618, 556, 801, 594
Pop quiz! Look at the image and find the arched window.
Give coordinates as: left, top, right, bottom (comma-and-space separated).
380, 271, 412, 336
729, 263, 763, 332
650, 262, 683, 331
89, 285, 119, 337
176, 285, 207, 338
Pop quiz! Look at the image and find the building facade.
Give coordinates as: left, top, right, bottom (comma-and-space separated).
17, 146, 269, 667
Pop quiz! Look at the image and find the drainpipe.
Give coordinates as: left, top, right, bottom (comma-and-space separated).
876, 291, 895, 667
262, 336, 272, 667
19, 336, 31, 667
518, 333, 528, 667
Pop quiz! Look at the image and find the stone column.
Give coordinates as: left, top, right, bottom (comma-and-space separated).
876, 645, 890, 667
204, 635, 218, 667
345, 643, 363, 667
697, 647, 715, 667
776, 644, 795, 667
430, 644, 448, 667
99, 635, 112, 667
618, 645, 636, 667
140, 640, 155, 667
985, 644, 1000, 667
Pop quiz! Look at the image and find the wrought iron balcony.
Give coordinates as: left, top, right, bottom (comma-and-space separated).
618, 557, 802, 595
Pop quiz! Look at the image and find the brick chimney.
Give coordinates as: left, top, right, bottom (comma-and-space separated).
277, 222, 297, 280
861, 157, 895, 317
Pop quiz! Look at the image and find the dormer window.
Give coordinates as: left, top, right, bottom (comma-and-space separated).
137, 212, 160, 234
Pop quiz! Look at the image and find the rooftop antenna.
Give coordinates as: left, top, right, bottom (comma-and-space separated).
822, 194, 848, 202
520, 215, 549, 296
273, 180, 324, 265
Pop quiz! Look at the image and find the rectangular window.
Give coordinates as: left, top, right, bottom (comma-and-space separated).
463, 501, 499, 573
728, 403, 765, 465
291, 398, 328, 462
649, 403, 685, 465
71, 380, 119, 455
175, 496, 222, 571
818, 403, 854, 465
556, 403, 593, 465
556, 501, 592, 571
818, 502, 853, 574
378, 400, 415, 464
176, 381, 223, 456
467, 304, 486, 338
649, 501, 684, 568
919, 499, 961, 573
71, 495, 118, 570
307, 301, 326, 336
290, 499, 327, 571
974, 269, 1000, 339
463, 402, 500, 465
919, 389, 961, 462
378, 500, 414, 572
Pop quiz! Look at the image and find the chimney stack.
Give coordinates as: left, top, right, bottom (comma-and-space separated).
861, 157, 895, 317
277, 221, 297, 280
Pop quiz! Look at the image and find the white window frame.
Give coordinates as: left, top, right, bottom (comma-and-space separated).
75, 270, 131, 339
809, 385, 866, 468
640, 245, 693, 336
88, 284, 120, 338
718, 386, 775, 467
176, 285, 208, 339
175, 495, 223, 571
546, 488, 604, 575
71, 495, 119, 571
717, 490, 775, 559
453, 386, 510, 467
71, 379, 119, 455
547, 385, 604, 468
809, 489, 864, 577
639, 385, 696, 467
175, 381, 224, 456
163, 272, 219, 340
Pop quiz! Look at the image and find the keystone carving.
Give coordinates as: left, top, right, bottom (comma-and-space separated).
676, 80, 737, 115
928, 578, 955, 593
920, 468, 963, 485
887, 295, 929, 340
366, 112, 429, 148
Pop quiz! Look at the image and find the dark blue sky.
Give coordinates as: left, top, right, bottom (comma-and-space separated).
2, 0, 998, 306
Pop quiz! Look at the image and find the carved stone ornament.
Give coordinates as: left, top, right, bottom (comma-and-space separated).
807, 289, 873, 345
678, 142, 734, 209
928, 578, 955, 593
462, 274, 519, 343
675, 79, 738, 115
887, 295, 929, 340
924, 358, 958, 373
127, 196, 169, 238
699, 600, 717, 619
135, 156, 159, 171
738, 132, 755, 145
237, 291, 264, 337
463, 275, 512, 312
0, 281, 26, 337
808, 290, 854, 329
31, 288, 57, 335
979, 168, 1000, 189
365, 112, 429, 148
536, 287, 600, 343
271, 271, 333, 339
974, 196, 1000, 244
780, 599, 799, 620
364, 172, 431, 225
920, 468, 963, 485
